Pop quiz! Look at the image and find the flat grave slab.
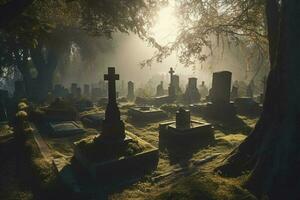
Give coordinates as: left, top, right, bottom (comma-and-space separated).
49, 121, 85, 137
73, 131, 159, 183
128, 106, 167, 121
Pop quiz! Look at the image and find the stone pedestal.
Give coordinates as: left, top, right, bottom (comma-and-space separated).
159, 120, 213, 145
74, 131, 158, 183
159, 108, 213, 145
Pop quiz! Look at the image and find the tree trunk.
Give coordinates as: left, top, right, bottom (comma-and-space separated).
218, 1, 300, 199
30, 43, 59, 102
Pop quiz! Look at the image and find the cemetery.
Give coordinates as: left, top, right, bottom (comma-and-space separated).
0, 1, 297, 200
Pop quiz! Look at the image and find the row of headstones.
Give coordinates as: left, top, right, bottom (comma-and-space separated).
53, 81, 136, 101
156, 69, 265, 104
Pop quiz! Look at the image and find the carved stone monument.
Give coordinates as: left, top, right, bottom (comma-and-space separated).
127, 81, 135, 101
184, 77, 201, 103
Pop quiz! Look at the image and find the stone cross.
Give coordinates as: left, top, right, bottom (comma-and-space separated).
104, 67, 119, 104
169, 67, 175, 84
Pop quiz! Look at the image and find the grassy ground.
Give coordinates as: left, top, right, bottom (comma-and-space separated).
0, 104, 259, 200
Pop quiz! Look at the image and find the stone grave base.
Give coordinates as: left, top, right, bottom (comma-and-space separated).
49, 121, 85, 137
73, 131, 158, 183
159, 120, 213, 145
128, 106, 167, 121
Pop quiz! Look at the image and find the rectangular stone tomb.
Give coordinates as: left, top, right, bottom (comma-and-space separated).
49, 121, 85, 137
80, 113, 104, 129
159, 120, 213, 144
74, 131, 159, 183
128, 106, 167, 121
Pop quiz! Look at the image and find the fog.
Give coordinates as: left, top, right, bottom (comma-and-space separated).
54, 2, 269, 93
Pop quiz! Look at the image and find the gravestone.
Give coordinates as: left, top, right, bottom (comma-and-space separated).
83, 84, 90, 97
102, 67, 125, 141
231, 85, 238, 100
184, 77, 201, 104
76, 87, 82, 98
208, 71, 236, 119
168, 67, 176, 97
172, 75, 181, 95
199, 81, 209, 99
156, 81, 164, 96
159, 108, 213, 145
211, 71, 231, 104
74, 67, 158, 183
127, 81, 135, 101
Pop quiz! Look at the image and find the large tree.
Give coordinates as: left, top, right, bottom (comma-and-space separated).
0, 0, 163, 101
146, 0, 300, 199
218, 1, 300, 199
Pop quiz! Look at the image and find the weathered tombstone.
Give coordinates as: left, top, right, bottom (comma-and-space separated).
206, 71, 236, 119
127, 81, 135, 101
211, 71, 232, 104
101, 67, 125, 141
74, 67, 159, 182
184, 77, 201, 104
199, 81, 209, 99
168, 67, 176, 97
83, 84, 90, 97
159, 107, 213, 145
156, 81, 164, 96
172, 75, 181, 95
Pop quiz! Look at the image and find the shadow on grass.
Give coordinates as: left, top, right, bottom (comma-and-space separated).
159, 137, 216, 168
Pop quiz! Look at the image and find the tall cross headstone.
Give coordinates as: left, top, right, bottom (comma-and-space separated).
168, 68, 176, 97
104, 68, 119, 104
102, 67, 125, 141
169, 67, 175, 84
127, 81, 135, 101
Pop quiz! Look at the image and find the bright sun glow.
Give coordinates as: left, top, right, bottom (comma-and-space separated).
151, 2, 179, 45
